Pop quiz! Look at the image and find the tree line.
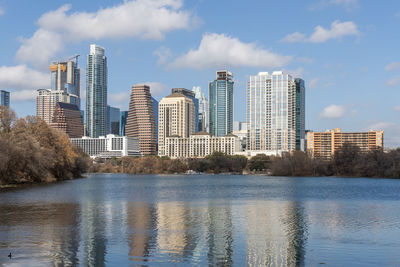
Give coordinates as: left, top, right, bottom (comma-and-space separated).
91, 143, 400, 178
0, 107, 90, 185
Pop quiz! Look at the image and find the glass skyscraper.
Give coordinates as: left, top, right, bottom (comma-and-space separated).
193, 86, 209, 133
86, 44, 107, 138
0, 90, 10, 107
209, 70, 234, 137
246, 71, 305, 153
106, 105, 121, 135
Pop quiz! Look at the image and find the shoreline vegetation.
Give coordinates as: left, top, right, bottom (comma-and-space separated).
1, 106, 399, 187
0, 107, 90, 186
91, 145, 400, 179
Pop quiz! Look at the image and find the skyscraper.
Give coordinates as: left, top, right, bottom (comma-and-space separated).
86, 44, 107, 138
126, 85, 157, 155
151, 97, 159, 142
295, 78, 305, 151
36, 89, 78, 124
158, 92, 195, 156
171, 88, 199, 132
50, 59, 80, 105
120, 111, 128, 136
50, 102, 84, 138
246, 71, 305, 153
106, 105, 121, 135
209, 70, 234, 137
0, 90, 10, 107
193, 86, 209, 132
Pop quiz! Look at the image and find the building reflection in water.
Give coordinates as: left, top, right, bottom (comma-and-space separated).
244, 201, 307, 267
0, 203, 80, 266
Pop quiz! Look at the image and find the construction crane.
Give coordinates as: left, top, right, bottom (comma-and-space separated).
69, 54, 80, 66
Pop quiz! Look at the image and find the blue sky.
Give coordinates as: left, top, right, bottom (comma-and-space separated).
0, 0, 399, 147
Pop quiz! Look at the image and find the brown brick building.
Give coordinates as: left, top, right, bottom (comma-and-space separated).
50, 102, 84, 138
126, 85, 157, 155
307, 128, 384, 160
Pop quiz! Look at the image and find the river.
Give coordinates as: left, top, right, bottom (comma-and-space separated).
1, 174, 400, 266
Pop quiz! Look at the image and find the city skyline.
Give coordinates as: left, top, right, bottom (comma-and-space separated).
0, 1, 399, 146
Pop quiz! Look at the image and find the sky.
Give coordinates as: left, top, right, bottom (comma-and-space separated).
0, 0, 399, 147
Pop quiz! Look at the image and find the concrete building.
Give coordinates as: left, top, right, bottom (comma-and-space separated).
307, 128, 384, 160
0, 90, 10, 107
70, 134, 141, 158
193, 86, 209, 133
50, 102, 84, 138
36, 89, 80, 124
171, 88, 199, 132
106, 105, 120, 135
233, 122, 247, 151
246, 71, 305, 154
126, 85, 157, 155
50, 59, 80, 104
164, 132, 240, 158
158, 92, 196, 156
209, 70, 234, 137
86, 44, 107, 138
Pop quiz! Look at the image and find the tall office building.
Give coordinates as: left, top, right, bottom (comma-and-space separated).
50, 102, 84, 138
247, 71, 305, 153
86, 44, 107, 138
126, 85, 157, 155
209, 70, 234, 137
158, 92, 196, 156
120, 111, 128, 136
106, 105, 120, 135
193, 86, 209, 132
36, 89, 79, 124
0, 90, 10, 107
171, 88, 199, 132
151, 97, 159, 142
50, 59, 80, 106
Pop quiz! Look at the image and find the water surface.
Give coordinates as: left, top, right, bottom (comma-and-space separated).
1, 174, 400, 266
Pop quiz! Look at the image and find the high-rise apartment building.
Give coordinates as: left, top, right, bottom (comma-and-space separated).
50, 59, 80, 105
126, 85, 157, 155
0, 90, 10, 107
86, 44, 107, 138
36, 89, 80, 124
246, 71, 305, 154
151, 97, 159, 142
120, 111, 128, 136
50, 102, 84, 138
307, 128, 384, 160
171, 88, 199, 132
158, 92, 196, 156
209, 70, 234, 137
193, 86, 209, 132
106, 105, 120, 135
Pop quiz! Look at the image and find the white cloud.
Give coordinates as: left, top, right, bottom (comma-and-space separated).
282, 20, 359, 43
0, 65, 49, 90
0, 7, 5, 16
168, 33, 292, 70
366, 122, 400, 148
309, 78, 319, 89
11, 90, 37, 102
319, 104, 347, 119
296, 57, 314, 64
386, 75, 400, 87
15, 0, 197, 69
310, 0, 359, 12
394, 106, 400, 111
109, 91, 130, 105
281, 32, 306, 43
143, 82, 169, 97
153, 46, 172, 65
385, 62, 400, 72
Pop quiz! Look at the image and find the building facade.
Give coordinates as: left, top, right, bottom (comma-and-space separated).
70, 134, 141, 158
36, 89, 80, 124
193, 86, 209, 133
106, 105, 120, 135
120, 111, 128, 136
246, 71, 305, 154
50, 59, 80, 103
158, 93, 196, 156
0, 90, 10, 107
86, 44, 107, 138
126, 85, 157, 155
307, 128, 384, 160
171, 88, 199, 132
164, 132, 240, 158
50, 102, 84, 138
151, 97, 159, 143
209, 70, 234, 137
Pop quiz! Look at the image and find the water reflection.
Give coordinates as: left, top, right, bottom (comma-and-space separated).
1, 175, 400, 266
